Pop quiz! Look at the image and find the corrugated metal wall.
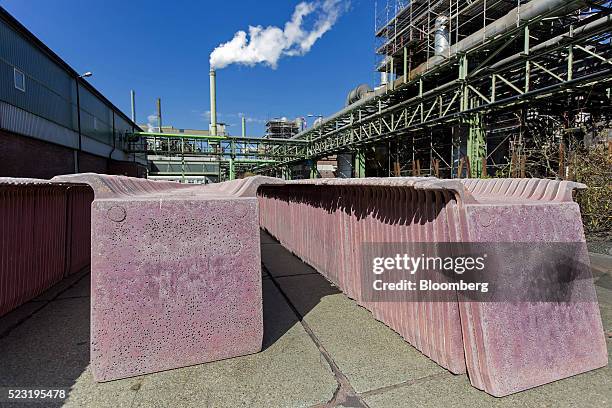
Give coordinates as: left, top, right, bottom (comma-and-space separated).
0, 15, 134, 151
0, 182, 93, 317
79, 85, 113, 145
0, 20, 74, 131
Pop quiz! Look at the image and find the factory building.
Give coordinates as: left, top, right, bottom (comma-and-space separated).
0, 7, 146, 179
370, 0, 612, 178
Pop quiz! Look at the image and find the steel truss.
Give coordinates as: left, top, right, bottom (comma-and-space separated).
257, 3, 612, 177
127, 132, 308, 180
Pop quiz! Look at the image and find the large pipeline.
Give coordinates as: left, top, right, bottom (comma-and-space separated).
407, 0, 595, 81
291, 0, 594, 141
489, 13, 612, 70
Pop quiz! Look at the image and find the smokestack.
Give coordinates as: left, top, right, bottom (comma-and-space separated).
209, 68, 217, 136
130, 90, 136, 123
156, 98, 163, 133
241, 116, 246, 137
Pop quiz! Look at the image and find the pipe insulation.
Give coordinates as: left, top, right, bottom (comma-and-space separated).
408, 0, 596, 81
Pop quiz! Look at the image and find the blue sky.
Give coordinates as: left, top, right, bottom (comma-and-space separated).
1, 0, 378, 136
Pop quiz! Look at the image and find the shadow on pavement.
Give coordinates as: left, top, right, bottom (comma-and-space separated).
260, 230, 340, 350
0, 270, 90, 407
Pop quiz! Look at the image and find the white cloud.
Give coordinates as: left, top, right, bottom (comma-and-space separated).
209, 0, 348, 70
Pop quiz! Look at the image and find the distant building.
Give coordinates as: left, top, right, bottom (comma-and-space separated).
139, 124, 228, 137
265, 118, 304, 139
0, 7, 146, 179
138, 124, 222, 184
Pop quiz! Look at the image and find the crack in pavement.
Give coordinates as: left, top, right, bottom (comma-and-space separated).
262, 263, 370, 408
359, 371, 452, 398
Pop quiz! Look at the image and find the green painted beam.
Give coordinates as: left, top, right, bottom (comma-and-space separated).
229, 158, 235, 180
354, 150, 366, 178
131, 132, 308, 144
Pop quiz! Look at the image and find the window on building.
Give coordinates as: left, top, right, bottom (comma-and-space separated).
14, 68, 25, 92
93, 117, 98, 130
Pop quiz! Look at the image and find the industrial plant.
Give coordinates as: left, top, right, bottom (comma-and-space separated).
121, 0, 612, 187
0, 1, 610, 408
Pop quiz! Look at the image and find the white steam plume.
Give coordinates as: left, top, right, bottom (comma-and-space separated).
210, 0, 348, 70
146, 114, 159, 133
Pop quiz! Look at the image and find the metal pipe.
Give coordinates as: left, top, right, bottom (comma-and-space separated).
490, 14, 612, 70
409, 0, 591, 81
292, 0, 596, 141
130, 90, 136, 123
156, 98, 162, 133
210, 68, 217, 136
434, 15, 450, 57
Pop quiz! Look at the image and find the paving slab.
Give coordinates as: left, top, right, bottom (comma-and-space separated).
0, 300, 46, 338
0, 297, 90, 389
63, 367, 141, 408
596, 285, 612, 332
275, 273, 446, 394
130, 279, 337, 408
56, 273, 91, 299
364, 339, 612, 408
30, 267, 89, 302
590, 252, 612, 276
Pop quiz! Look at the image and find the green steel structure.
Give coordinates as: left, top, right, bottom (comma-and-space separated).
127, 1, 611, 181
255, 0, 612, 178
127, 131, 308, 181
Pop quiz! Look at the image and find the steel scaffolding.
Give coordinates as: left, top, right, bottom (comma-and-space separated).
256, 0, 612, 179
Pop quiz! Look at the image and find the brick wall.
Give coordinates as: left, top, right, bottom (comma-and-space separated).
78, 151, 108, 174
0, 129, 146, 179
0, 129, 75, 178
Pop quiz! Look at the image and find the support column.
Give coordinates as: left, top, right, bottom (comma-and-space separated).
229, 158, 235, 181
354, 150, 366, 178
309, 159, 318, 179
466, 108, 486, 178
459, 54, 487, 178
567, 25, 574, 81
403, 47, 408, 84
229, 139, 236, 180
524, 25, 531, 93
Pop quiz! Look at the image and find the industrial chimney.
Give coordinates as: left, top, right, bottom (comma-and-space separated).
209, 68, 217, 136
